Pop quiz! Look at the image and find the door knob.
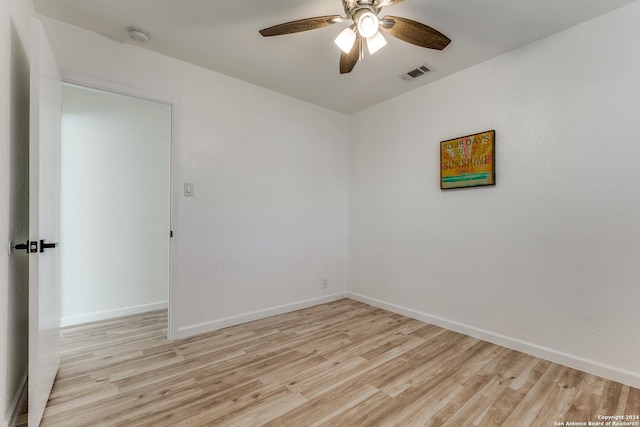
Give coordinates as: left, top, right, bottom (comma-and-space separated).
14, 242, 29, 253
13, 241, 39, 253
40, 240, 58, 253
13, 240, 58, 253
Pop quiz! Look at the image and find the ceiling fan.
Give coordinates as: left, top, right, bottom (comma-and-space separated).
259, 0, 451, 74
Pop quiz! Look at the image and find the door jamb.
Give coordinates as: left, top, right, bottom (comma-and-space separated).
59, 72, 178, 340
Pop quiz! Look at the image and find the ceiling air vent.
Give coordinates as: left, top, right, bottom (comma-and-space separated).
400, 65, 431, 81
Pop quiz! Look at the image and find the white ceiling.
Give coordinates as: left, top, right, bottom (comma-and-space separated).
34, 0, 638, 114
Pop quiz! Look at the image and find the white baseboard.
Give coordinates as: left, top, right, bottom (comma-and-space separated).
175, 293, 348, 339
60, 301, 168, 327
3, 374, 27, 427
347, 292, 640, 390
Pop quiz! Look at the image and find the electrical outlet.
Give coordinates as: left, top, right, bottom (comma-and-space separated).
322, 278, 328, 289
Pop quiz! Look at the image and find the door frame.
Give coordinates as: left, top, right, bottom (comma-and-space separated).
59, 71, 178, 339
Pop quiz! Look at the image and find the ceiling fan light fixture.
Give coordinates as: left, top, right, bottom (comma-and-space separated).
334, 27, 356, 53
258, 0, 452, 75
366, 30, 387, 55
357, 11, 379, 38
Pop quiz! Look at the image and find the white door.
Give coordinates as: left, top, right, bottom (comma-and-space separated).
28, 18, 62, 427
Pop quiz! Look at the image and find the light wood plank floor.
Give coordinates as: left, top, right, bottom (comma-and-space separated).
17, 299, 640, 426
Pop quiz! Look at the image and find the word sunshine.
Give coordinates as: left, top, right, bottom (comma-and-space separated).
441, 155, 492, 170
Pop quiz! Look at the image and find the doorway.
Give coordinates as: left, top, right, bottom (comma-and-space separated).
60, 84, 171, 327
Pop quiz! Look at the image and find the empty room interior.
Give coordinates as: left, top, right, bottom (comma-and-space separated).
2, 0, 640, 425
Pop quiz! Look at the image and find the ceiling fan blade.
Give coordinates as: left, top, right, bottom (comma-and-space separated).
375, 0, 404, 7
259, 16, 343, 37
340, 34, 362, 74
380, 16, 451, 50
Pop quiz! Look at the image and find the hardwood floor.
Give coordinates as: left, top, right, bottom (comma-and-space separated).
17, 299, 640, 426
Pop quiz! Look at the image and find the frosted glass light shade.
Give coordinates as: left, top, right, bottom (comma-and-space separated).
366, 31, 387, 55
357, 12, 379, 38
334, 28, 356, 53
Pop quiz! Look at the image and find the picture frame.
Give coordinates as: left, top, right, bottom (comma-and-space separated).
440, 130, 495, 190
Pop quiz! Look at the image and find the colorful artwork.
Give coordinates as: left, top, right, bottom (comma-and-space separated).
440, 130, 495, 190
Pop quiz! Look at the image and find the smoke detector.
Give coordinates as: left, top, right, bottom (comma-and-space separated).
127, 27, 150, 44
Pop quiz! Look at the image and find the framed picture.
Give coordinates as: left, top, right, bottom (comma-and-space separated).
440, 130, 495, 190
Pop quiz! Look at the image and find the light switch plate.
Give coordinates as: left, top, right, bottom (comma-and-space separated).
184, 182, 194, 197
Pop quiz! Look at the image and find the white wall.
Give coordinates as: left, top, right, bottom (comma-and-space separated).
1, 0, 36, 424
33, 0, 640, 392
348, 3, 640, 388
40, 17, 350, 338
0, 2, 635, 424
60, 84, 171, 326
